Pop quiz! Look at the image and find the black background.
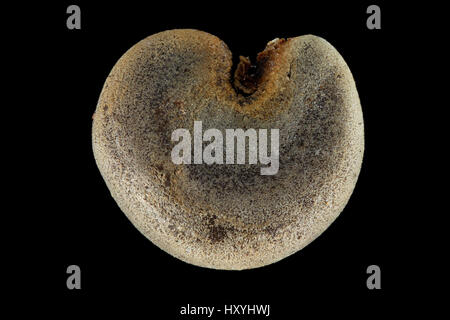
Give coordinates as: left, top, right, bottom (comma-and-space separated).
19, 0, 423, 317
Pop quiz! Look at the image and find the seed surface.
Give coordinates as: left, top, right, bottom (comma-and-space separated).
92, 29, 364, 270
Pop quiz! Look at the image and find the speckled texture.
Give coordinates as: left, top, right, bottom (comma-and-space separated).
92, 29, 364, 270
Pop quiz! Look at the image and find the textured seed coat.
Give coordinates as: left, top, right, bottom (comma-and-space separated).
92, 29, 364, 270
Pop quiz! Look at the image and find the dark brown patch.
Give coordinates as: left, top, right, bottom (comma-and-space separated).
264, 226, 278, 238
233, 38, 288, 96
209, 225, 227, 243
153, 106, 170, 146
164, 174, 171, 188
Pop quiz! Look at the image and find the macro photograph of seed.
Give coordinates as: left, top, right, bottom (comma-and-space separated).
92, 29, 364, 270
30, 0, 416, 316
